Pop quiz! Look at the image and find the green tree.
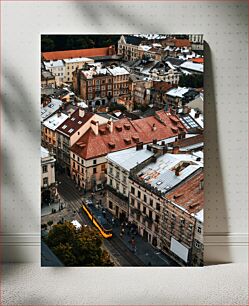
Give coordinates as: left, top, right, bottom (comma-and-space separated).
46, 222, 114, 266
179, 74, 203, 88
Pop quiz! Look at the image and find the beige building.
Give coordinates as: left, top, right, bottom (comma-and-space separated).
118, 35, 144, 61
56, 108, 108, 175
42, 111, 68, 154
41, 146, 58, 205
63, 57, 94, 83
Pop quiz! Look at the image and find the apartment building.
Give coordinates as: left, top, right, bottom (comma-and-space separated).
42, 111, 68, 154
56, 108, 108, 175
128, 150, 203, 255
118, 35, 144, 61
70, 110, 187, 191
41, 146, 58, 205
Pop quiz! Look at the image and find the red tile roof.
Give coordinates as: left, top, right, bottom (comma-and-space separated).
173, 134, 204, 148
167, 38, 191, 48
191, 58, 204, 64
166, 170, 204, 214
71, 110, 187, 160
57, 110, 94, 137
152, 81, 173, 92
42, 46, 115, 61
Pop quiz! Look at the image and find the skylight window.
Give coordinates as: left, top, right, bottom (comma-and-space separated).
78, 121, 82, 124
68, 128, 74, 133
62, 125, 67, 129
71, 117, 76, 121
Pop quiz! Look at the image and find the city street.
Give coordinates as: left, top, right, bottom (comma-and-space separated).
53, 173, 178, 267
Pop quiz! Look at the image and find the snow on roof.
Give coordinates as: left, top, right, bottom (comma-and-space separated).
41, 99, 63, 122
44, 60, 64, 68
180, 61, 204, 73
189, 109, 204, 128
63, 57, 93, 64
194, 209, 203, 223
43, 112, 69, 131
107, 145, 154, 171
82, 66, 110, 79
77, 101, 88, 108
137, 153, 203, 194
166, 87, 190, 98
107, 66, 130, 76
152, 43, 162, 48
138, 45, 152, 52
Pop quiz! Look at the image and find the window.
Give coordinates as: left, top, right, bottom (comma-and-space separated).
109, 201, 113, 210
131, 186, 135, 195
143, 206, 146, 214
109, 167, 113, 174
155, 214, 160, 223
73, 154, 75, 159
43, 178, 48, 185
197, 226, 202, 234
156, 202, 160, 211
180, 218, 185, 226
137, 190, 141, 199
96, 80, 100, 85
137, 202, 141, 210
42, 165, 47, 173
195, 241, 200, 249
171, 213, 176, 220
88, 80, 92, 86
73, 162, 75, 168
149, 199, 153, 206
93, 167, 97, 174
149, 210, 152, 219
81, 160, 84, 165
116, 183, 120, 191
123, 187, 126, 194
110, 179, 113, 186
130, 198, 135, 207
143, 195, 147, 203
101, 164, 105, 171
102, 79, 105, 84
88, 87, 92, 92
93, 159, 97, 165
77, 157, 80, 162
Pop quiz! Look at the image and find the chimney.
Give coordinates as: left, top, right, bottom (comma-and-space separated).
79, 108, 85, 118
91, 120, 99, 136
183, 105, 191, 114
195, 110, 200, 119
152, 123, 157, 131
175, 166, 181, 176
153, 139, 157, 145
57, 111, 61, 117
172, 145, 179, 154
136, 142, 143, 151
107, 120, 113, 133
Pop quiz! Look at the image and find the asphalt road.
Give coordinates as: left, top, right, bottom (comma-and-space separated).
57, 173, 144, 266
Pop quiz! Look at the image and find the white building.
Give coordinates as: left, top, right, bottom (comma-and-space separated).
41, 146, 58, 205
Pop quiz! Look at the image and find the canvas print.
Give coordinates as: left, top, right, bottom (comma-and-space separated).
41, 34, 204, 267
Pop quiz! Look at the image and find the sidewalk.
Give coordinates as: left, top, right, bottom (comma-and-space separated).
110, 216, 178, 267
85, 193, 178, 266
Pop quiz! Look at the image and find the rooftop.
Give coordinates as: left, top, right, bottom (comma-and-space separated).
42, 46, 115, 61
63, 57, 93, 64
166, 87, 190, 98
42, 112, 69, 131
137, 153, 203, 194
166, 170, 204, 220
56, 109, 94, 136
71, 110, 187, 160
43, 60, 64, 69
107, 66, 130, 76
180, 61, 204, 73
41, 98, 63, 122
107, 145, 154, 171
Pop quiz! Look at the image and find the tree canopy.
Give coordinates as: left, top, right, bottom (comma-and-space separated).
46, 222, 114, 266
41, 35, 120, 52
179, 73, 203, 88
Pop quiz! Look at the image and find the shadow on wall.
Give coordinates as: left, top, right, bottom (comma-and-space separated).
204, 42, 230, 264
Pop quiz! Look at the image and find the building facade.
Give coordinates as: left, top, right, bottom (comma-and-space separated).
41, 146, 58, 205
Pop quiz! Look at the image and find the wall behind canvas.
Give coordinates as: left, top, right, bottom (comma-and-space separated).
1, 1, 248, 265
